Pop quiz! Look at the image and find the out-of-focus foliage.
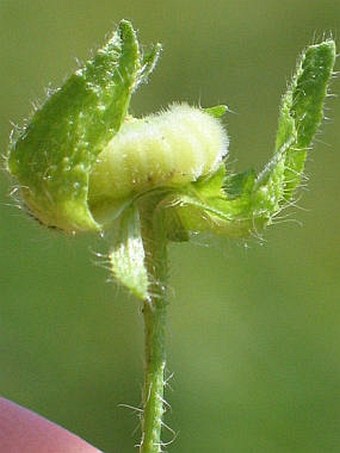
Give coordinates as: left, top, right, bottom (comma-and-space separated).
1, 1, 339, 452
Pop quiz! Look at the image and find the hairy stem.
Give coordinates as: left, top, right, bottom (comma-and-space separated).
140, 201, 168, 453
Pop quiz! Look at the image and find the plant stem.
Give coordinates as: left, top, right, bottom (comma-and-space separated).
140, 202, 168, 453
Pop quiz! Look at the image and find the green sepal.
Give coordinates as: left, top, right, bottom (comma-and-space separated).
194, 163, 227, 195
256, 40, 336, 203
137, 42, 163, 88
109, 205, 149, 300
172, 192, 250, 238
223, 169, 256, 200
204, 105, 228, 119
171, 166, 253, 237
7, 20, 154, 233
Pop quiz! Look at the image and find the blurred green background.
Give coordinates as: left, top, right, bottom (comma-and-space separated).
1, 1, 339, 452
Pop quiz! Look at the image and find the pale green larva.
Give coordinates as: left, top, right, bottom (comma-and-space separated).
88, 104, 229, 213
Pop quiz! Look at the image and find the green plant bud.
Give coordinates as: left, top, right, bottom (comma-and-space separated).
5, 17, 336, 247
88, 104, 229, 223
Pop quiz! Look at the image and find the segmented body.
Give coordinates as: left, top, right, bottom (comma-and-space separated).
89, 104, 229, 209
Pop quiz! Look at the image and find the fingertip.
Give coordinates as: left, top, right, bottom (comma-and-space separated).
0, 397, 102, 453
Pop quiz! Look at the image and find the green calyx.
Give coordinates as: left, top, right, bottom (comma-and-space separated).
5, 21, 336, 298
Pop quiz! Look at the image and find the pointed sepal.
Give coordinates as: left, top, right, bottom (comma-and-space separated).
109, 205, 149, 300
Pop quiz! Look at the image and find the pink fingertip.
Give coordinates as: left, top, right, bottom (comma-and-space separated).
0, 397, 103, 452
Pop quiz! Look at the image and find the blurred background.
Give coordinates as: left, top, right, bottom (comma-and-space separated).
1, 1, 340, 451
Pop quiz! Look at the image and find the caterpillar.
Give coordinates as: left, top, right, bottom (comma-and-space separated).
88, 104, 229, 213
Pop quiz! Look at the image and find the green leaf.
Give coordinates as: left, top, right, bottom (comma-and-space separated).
109, 205, 149, 300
